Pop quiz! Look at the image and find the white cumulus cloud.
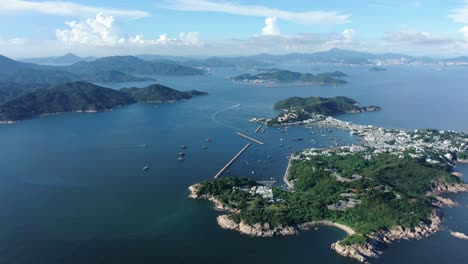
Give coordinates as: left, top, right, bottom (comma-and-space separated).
56, 13, 204, 48
460, 26, 468, 40
262, 17, 280, 36
128, 32, 204, 46
56, 13, 121, 46
342, 29, 355, 42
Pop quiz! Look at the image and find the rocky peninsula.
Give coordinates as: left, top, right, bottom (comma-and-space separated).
190, 96, 468, 263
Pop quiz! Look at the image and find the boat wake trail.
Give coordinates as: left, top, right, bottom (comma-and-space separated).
211, 104, 244, 131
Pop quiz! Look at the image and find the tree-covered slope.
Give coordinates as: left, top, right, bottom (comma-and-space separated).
0, 82, 135, 121
66, 56, 205, 76
121, 84, 191, 102
232, 69, 347, 84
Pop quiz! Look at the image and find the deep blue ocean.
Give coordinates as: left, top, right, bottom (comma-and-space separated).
0, 64, 467, 263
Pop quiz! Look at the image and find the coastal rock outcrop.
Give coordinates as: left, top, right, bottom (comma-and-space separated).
217, 215, 239, 230
217, 214, 297, 237
450, 231, 468, 240
188, 184, 237, 213
431, 182, 468, 194
432, 196, 459, 207
332, 210, 443, 263
331, 242, 377, 263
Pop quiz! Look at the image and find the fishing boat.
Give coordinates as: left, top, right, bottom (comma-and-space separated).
143, 166, 150, 171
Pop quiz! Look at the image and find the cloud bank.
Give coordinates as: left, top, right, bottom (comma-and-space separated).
163, 0, 350, 25
0, 0, 149, 18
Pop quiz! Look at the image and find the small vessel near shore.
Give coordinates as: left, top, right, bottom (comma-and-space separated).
143, 166, 150, 171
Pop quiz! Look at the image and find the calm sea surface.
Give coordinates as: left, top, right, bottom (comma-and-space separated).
0, 65, 467, 263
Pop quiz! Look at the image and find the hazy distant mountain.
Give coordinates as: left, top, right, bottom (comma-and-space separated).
18, 53, 96, 66
0, 54, 203, 85
443, 56, 468, 63
219, 49, 444, 65
66, 56, 205, 76
136, 54, 194, 62
0, 55, 81, 84
182, 57, 235, 68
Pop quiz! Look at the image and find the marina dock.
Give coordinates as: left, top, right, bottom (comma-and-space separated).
254, 125, 263, 133
214, 143, 252, 178
236, 132, 264, 145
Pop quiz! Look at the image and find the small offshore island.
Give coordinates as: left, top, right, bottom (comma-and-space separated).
232, 69, 348, 85
189, 96, 468, 263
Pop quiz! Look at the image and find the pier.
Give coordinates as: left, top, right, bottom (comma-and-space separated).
236, 132, 264, 145
214, 143, 252, 178
283, 156, 294, 189
254, 125, 263, 133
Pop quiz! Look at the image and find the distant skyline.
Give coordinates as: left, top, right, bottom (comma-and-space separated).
1, 0, 468, 58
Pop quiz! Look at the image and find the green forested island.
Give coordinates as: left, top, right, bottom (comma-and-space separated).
190, 149, 465, 261
268, 96, 381, 124
0, 82, 207, 122
190, 95, 468, 262
121, 84, 207, 102
232, 70, 348, 85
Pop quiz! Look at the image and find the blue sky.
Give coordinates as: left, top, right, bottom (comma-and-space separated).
1, 0, 468, 58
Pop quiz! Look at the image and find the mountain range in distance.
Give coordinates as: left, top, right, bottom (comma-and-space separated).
0, 54, 205, 85
16, 48, 468, 68
0, 82, 207, 122
18, 53, 97, 66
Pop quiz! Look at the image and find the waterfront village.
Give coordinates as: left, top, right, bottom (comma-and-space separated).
251, 111, 467, 167
248, 112, 468, 211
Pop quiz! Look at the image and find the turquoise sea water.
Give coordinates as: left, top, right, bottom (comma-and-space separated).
0, 65, 467, 263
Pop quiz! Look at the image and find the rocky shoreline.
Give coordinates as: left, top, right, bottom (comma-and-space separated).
430, 182, 468, 194
331, 210, 443, 263
216, 214, 297, 237
189, 181, 468, 263
188, 184, 237, 213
